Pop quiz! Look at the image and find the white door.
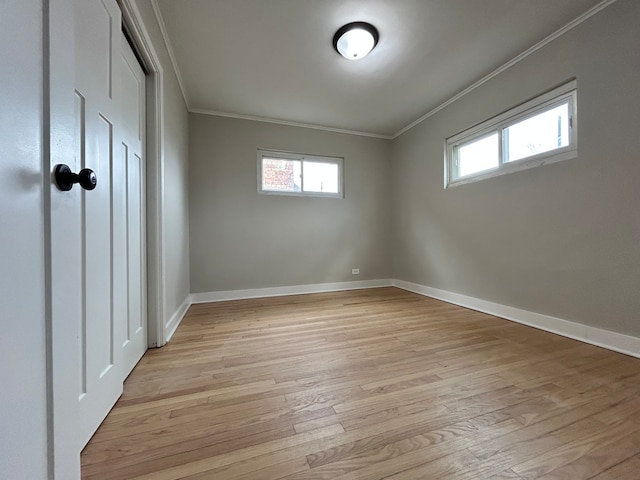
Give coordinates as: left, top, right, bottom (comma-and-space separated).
118, 34, 148, 377
74, 0, 124, 447
49, 0, 148, 462
44, 0, 146, 474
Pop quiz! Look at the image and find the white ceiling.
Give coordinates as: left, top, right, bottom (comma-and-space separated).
154, 0, 606, 137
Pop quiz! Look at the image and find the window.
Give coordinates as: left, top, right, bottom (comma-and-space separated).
445, 80, 577, 187
258, 149, 343, 198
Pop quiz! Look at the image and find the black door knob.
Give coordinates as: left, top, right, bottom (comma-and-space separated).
55, 164, 97, 191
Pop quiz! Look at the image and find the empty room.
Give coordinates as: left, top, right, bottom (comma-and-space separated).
2, 0, 640, 479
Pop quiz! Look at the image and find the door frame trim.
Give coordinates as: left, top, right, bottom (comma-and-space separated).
119, 0, 167, 348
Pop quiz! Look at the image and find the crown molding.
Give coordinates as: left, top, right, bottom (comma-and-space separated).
148, 0, 618, 141
150, 0, 190, 109
391, 0, 619, 139
189, 108, 394, 140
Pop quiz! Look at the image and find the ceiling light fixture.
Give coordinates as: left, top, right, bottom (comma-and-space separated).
333, 22, 379, 60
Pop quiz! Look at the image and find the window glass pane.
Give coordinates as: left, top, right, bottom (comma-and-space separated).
505, 103, 569, 163
258, 150, 343, 197
302, 161, 339, 193
457, 133, 499, 178
262, 158, 301, 192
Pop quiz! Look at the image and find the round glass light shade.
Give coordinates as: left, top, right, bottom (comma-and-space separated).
333, 22, 379, 60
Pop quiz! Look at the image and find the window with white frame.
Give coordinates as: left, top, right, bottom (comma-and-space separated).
445, 80, 577, 187
258, 149, 344, 198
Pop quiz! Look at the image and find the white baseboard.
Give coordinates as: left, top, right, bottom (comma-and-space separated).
164, 295, 191, 343
163, 279, 640, 359
190, 279, 393, 304
393, 279, 640, 359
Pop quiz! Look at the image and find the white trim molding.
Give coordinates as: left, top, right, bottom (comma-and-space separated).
165, 295, 191, 343
119, 0, 167, 349
391, 0, 618, 139
190, 279, 393, 304
150, 0, 190, 109
190, 109, 393, 140
163, 277, 640, 360
147, 0, 617, 141
164, 280, 392, 341
393, 279, 640, 359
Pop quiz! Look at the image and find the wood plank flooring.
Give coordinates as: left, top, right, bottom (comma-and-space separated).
81, 287, 640, 479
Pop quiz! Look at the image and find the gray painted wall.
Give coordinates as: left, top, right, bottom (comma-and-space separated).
189, 114, 392, 293
391, 0, 640, 337
163, 92, 190, 321
133, 0, 191, 329
0, 1, 48, 477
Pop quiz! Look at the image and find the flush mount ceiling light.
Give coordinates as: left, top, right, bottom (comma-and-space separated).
333, 22, 379, 60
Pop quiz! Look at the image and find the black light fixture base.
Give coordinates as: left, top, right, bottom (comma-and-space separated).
333, 22, 379, 59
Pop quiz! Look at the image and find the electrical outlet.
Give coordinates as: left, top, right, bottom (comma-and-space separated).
351, 268, 360, 275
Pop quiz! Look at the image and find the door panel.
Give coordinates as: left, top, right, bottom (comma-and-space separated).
119, 35, 147, 378
112, 139, 128, 379
49, 0, 149, 459
72, 0, 147, 449
75, 0, 123, 447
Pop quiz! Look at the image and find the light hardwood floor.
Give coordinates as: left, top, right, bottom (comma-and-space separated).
81, 287, 640, 479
